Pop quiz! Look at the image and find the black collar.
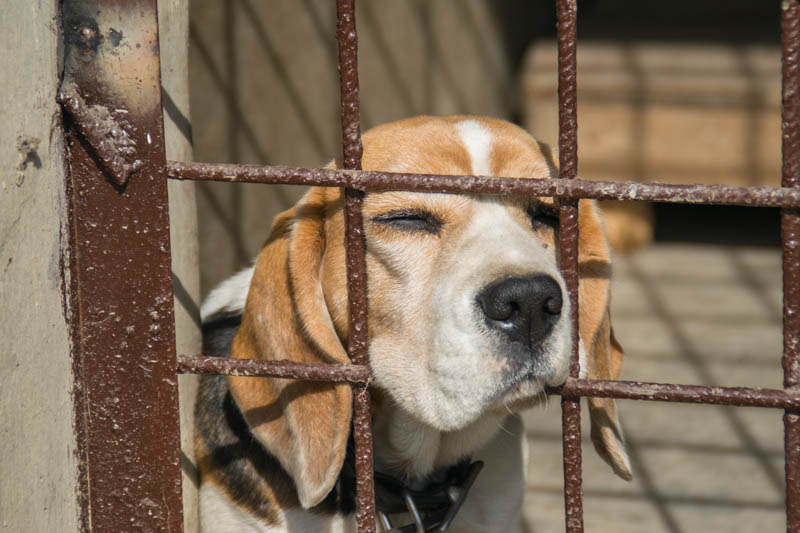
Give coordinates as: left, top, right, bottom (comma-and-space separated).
337, 441, 483, 532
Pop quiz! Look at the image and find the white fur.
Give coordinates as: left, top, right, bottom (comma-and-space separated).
200, 265, 255, 321
368, 197, 571, 440
200, 484, 354, 533
455, 120, 493, 176
456, 414, 528, 532
375, 415, 528, 533
200, 483, 274, 533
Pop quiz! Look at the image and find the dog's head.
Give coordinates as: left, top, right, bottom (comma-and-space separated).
227, 116, 631, 508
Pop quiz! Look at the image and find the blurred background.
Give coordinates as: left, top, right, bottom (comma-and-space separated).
186, 1, 787, 531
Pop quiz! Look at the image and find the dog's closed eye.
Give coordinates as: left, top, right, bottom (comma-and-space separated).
527, 203, 560, 233
372, 209, 444, 235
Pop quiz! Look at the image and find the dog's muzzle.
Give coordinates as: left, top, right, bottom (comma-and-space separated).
476, 275, 563, 350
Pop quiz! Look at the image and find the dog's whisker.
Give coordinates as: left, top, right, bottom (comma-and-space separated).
496, 417, 515, 437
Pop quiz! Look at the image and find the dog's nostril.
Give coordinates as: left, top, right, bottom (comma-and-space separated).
477, 275, 563, 348
544, 295, 562, 316
497, 302, 520, 321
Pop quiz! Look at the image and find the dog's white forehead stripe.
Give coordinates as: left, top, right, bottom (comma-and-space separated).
455, 120, 493, 176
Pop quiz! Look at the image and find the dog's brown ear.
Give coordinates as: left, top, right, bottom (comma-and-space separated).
577, 200, 633, 481
227, 188, 353, 508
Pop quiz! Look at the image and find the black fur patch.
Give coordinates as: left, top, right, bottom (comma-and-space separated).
196, 314, 355, 522
201, 312, 242, 357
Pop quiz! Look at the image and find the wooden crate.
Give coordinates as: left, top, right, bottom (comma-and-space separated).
522, 41, 781, 187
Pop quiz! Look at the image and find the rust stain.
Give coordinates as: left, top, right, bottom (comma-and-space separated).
782, 1, 800, 529
177, 355, 370, 383
166, 161, 800, 208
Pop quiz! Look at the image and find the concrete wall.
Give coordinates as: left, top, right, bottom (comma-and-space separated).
159, 1, 203, 531
188, 0, 515, 295
0, 1, 80, 531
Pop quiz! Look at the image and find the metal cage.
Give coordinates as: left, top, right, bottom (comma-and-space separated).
59, 1, 800, 531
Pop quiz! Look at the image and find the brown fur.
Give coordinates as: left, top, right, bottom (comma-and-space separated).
227, 189, 354, 509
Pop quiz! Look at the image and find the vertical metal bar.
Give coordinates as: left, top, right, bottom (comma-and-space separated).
556, 0, 584, 532
336, 1, 376, 532
781, 2, 800, 531
337, 0, 364, 172
59, 0, 184, 531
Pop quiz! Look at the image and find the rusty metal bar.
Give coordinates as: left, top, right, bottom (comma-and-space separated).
337, 0, 364, 173
336, 1, 376, 532
58, 85, 143, 187
166, 161, 800, 208
556, 0, 584, 531
550, 379, 800, 409
60, 0, 184, 530
781, 1, 800, 530
177, 355, 371, 382
177, 356, 800, 409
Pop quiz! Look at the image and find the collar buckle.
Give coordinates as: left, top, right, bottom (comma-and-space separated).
376, 460, 484, 532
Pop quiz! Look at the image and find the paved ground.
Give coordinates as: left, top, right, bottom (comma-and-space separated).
520, 243, 786, 533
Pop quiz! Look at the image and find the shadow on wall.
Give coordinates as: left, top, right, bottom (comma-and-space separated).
189, 0, 784, 294
189, 0, 514, 296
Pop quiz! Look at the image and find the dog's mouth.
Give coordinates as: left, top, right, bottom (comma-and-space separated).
492, 333, 569, 380
485, 341, 571, 412
487, 377, 550, 413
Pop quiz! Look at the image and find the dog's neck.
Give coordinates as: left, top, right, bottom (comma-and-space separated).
370, 398, 505, 482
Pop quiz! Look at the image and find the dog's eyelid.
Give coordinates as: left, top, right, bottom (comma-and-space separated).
527, 201, 559, 216
527, 202, 560, 231
373, 208, 437, 221
372, 208, 444, 234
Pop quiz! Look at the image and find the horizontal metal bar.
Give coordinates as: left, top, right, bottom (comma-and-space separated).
179, 355, 800, 408
166, 161, 800, 208
177, 355, 371, 383
550, 378, 800, 409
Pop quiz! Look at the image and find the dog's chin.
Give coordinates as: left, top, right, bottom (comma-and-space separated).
489, 378, 554, 414
370, 333, 572, 432
487, 354, 571, 415
427, 343, 572, 431
406, 363, 568, 433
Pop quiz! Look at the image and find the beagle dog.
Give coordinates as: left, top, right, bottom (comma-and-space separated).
196, 116, 632, 532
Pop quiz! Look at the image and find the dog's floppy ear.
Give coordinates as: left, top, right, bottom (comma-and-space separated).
577, 199, 633, 481
227, 187, 353, 508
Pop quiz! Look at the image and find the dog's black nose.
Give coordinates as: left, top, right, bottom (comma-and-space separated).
477, 275, 563, 348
